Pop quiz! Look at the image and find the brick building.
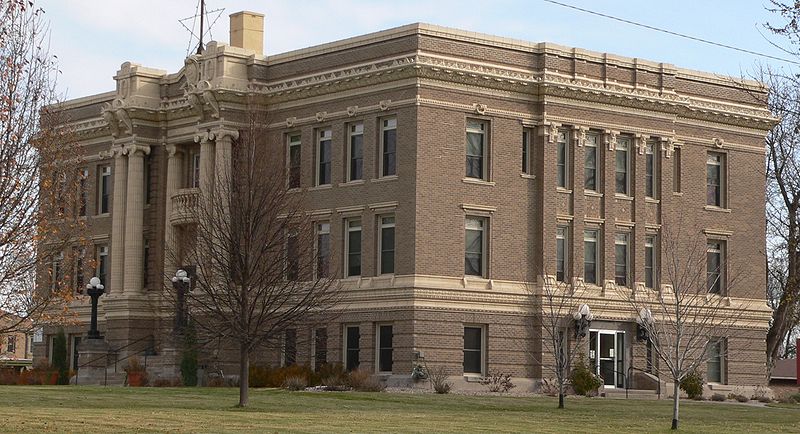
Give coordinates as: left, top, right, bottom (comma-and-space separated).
34, 11, 774, 392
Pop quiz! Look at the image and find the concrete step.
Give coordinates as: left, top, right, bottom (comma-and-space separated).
601, 388, 661, 400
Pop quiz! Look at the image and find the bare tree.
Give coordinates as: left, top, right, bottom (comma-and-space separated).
174, 110, 339, 407
0, 1, 84, 336
527, 277, 591, 409
629, 221, 748, 430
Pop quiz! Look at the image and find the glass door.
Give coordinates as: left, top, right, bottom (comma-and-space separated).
589, 330, 625, 388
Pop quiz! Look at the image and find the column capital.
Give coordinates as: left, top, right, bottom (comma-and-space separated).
211, 127, 240, 142
165, 144, 185, 157
572, 125, 588, 147
604, 129, 619, 151
194, 130, 214, 144
124, 144, 151, 157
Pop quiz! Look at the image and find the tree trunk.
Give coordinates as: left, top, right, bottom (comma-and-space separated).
558, 392, 564, 409
671, 380, 680, 430
238, 343, 249, 407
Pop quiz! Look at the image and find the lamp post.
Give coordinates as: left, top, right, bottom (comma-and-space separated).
573, 303, 593, 339
636, 307, 654, 342
85, 277, 105, 339
171, 269, 192, 333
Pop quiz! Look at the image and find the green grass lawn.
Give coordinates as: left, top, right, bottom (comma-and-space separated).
1, 386, 798, 433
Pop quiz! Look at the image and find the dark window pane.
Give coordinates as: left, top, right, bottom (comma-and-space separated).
350, 135, 363, 181
383, 129, 396, 176
314, 328, 328, 371
464, 327, 482, 350
346, 327, 360, 372
379, 325, 393, 372
348, 228, 361, 276
284, 329, 296, 366
381, 226, 395, 274
317, 233, 330, 278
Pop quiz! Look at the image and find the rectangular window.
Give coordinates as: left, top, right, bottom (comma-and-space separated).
381, 118, 397, 177
314, 328, 328, 371
556, 226, 568, 282
466, 120, 487, 180
98, 165, 111, 214
707, 339, 725, 383
707, 241, 725, 294
315, 223, 330, 278
707, 153, 725, 207
345, 325, 360, 372
377, 324, 393, 373
96, 245, 108, 288
645, 235, 656, 289
316, 129, 332, 186
7, 336, 16, 353
78, 168, 88, 216
615, 138, 630, 195
584, 229, 598, 284
673, 147, 681, 193
191, 153, 201, 188
584, 133, 598, 191
465, 217, 486, 277
463, 326, 484, 375
283, 329, 297, 367
557, 130, 568, 188
615, 233, 629, 287
346, 219, 362, 277
522, 130, 530, 173
646, 340, 654, 374
73, 247, 85, 290
286, 230, 299, 281
348, 123, 364, 181
51, 253, 64, 291
646, 141, 657, 198
379, 216, 395, 275
287, 134, 301, 189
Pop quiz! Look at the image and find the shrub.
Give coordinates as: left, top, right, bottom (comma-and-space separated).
124, 357, 149, 387
52, 328, 69, 385
180, 325, 198, 387
427, 366, 452, 394
248, 364, 317, 388
249, 365, 272, 388
319, 363, 349, 391
711, 393, 726, 402
679, 371, 704, 400
735, 394, 750, 403
283, 375, 308, 391
790, 393, 800, 403
757, 396, 772, 403
571, 354, 602, 396
347, 369, 385, 392
480, 371, 516, 393
153, 377, 181, 387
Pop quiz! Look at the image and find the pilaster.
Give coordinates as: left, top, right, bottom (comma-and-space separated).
164, 144, 184, 276
123, 144, 150, 295
110, 147, 127, 294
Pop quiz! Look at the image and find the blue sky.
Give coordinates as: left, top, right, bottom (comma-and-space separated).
39, 0, 798, 99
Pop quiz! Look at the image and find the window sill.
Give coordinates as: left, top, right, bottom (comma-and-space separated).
464, 374, 484, 382
673, 192, 684, 196
614, 194, 634, 201
93, 213, 110, 219
520, 173, 535, 180
556, 188, 572, 194
704, 205, 731, 213
287, 187, 302, 194
372, 175, 398, 183
462, 177, 495, 186
584, 190, 603, 198
308, 184, 333, 191
338, 180, 366, 187
645, 198, 660, 204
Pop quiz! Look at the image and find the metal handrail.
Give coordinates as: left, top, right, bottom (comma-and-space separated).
627, 365, 661, 399
75, 335, 155, 386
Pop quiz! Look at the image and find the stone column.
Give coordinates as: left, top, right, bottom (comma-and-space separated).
213, 128, 238, 215
196, 132, 215, 193
164, 144, 184, 275
123, 144, 150, 295
110, 148, 127, 294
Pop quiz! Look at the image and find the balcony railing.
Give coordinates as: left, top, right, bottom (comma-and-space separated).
170, 188, 200, 224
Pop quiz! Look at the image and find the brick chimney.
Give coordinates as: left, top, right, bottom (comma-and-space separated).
229, 11, 264, 55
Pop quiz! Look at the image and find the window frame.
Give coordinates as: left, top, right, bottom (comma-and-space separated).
282, 329, 297, 367
584, 133, 599, 192
615, 137, 631, 196
645, 140, 657, 199
706, 338, 726, 384
584, 229, 599, 285
378, 215, 395, 275
614, 232, 630, 287
465, 119, 488, 180
463, 325, 486, 376
556, 225, 569, 282
557, 129, 569, 189
645, 234, 657, 289
345, 219, 362, 277
522, 129, 530, 174
343, 325, 360, 372
98, 165, 111, 215
313, 327, 328, 372
315, 128, 332, 186
314, 222, 330, 279
287, 133, 302, 189
380, 117, 397, 177
78, 168, 89, 216
347, 122, 364, 182
706, 152, 726, 208
707, 240, 726, 294
190, 153, 201, 189
96, 244, 109, 288
376, 323, 394, 374
465, 216, 488, 277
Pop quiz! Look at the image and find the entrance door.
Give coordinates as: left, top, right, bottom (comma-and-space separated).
589, 330, 625, 388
